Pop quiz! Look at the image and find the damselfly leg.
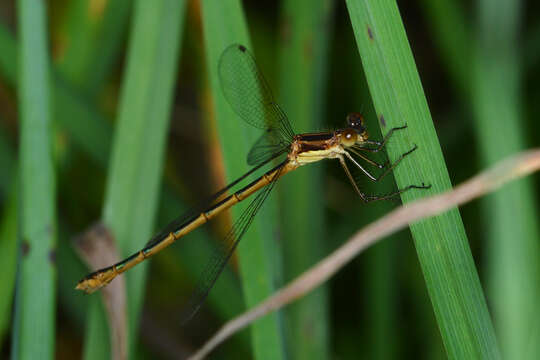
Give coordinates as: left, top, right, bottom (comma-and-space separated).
340, 120, 430, 202
347, 124, 411, 174
356, 124, 409, 152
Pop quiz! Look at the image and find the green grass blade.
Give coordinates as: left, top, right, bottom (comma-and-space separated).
201, 1, 285, 359
0, 24, 113, 165
83, 299, 110, 360
419, 0, 540, 356
474, 2, 540, 359
14, 0, 57, 358
57, 0, 133, 97
56, 224, 89, 327
418, 0, 470, 98
349, 49, 407, 358
345, 1, 500, 358
82, 0, 132, 96
0, 180, 18, 352
83, 1, 186, 358
277, 1, 333, 358
57, 0, 104, 86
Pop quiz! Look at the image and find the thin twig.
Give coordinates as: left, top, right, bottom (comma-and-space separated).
188, 149, 540, 360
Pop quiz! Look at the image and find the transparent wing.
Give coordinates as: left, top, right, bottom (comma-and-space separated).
180, 162, 286, 323
247, 128, 289, 166
144, 155, 276, 248
218, 44, 295, 141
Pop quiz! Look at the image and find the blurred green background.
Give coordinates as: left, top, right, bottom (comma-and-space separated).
1, 0, 539, 359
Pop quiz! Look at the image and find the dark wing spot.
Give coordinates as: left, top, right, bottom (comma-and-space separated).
367, 26, 374, 40
238, 45, 246, 52
379, 114, 386, 127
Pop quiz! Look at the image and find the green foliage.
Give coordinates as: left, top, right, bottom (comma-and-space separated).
83, 1, 187, 358
345, 0, 500, 358
474, 2, 540, 359
13, 0, 57, 359
201, 1, 286, 359
2, 0, 540, 358
277, 1, 333, 359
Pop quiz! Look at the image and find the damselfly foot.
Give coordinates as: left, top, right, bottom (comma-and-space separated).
358, 124, 408, 152
361, 182, 431, 203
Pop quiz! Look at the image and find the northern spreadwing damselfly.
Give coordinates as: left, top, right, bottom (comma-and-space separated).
76, 44, 428, 321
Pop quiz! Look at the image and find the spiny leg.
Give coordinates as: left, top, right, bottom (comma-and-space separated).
362, 183, 431, 203
338, 155, 429, 203
338, 156, 371, 202
356, 124, 408, 153
345, 144, 418, 183
348, 147, 388, 169
342, 151, 378, 181
371, 144, 418, 182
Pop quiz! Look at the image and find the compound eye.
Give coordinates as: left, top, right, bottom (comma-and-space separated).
342, 129, 357, 147
346, 112, 366, 134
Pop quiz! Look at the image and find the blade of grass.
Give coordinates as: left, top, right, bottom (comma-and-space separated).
57, 0, 104, 86
83, 299, 110, 360
83, 1, 186, 358
474, 1, 540, 359
56, 223, 89, 327
421, 0, 540, 356
352, 47, 408, 359
277, 1, 334, 358
81, 0, 132, 96
345, 1, 500, 358
201, 1, 286, 359
56, 0, 133, 97
13, 0, 57, 358
0, 24, 113, 165
0, 179, 17, 352
418, 0, 471, 98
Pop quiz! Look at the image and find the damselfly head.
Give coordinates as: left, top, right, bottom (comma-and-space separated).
346, 112, 365, 132
340, 112, 368, 147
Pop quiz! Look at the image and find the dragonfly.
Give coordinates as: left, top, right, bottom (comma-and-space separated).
76, 44, 428, 321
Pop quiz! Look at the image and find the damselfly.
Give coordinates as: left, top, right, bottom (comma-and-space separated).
76, 44, 428, 320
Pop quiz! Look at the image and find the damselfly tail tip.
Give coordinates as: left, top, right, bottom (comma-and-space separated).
75, 267, 117, 294
75, 278, 101, 294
